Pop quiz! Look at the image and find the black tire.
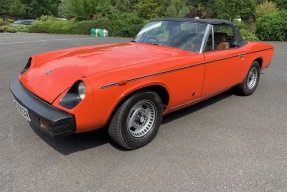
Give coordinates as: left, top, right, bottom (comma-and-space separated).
236, 61, 260, 96
108, 90, 163, 150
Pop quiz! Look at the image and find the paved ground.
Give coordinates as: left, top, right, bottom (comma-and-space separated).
0, 33, 286, 192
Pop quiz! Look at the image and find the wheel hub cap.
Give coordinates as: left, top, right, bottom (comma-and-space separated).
247, 68, 257, 90
127, 100, 156, 138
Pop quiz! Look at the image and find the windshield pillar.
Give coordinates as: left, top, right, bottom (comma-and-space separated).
199, 24, 212, 53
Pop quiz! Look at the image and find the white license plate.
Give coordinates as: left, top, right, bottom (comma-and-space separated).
14, 99, 31, 121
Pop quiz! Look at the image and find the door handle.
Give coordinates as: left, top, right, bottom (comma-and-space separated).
238, 53, 245, 58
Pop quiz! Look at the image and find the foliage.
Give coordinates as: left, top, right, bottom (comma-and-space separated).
76, 18, 111, 35
256, 11, 287, 41
0, 24, 29, 33
22, 0, 60, 17
114, 0, 135, 12
59, 0, 112, 20
1, 0, 285, 40
165, 0, 190, 18
187, 0, 215, 8
240, 0, 257, 20
0, 0, 60, 18
58, 0, 74, 18
9, 0, 26, 17
29, 16, 76, 34
215, 0, 256, 21
234, 20, 258, 40
234, 20, 247, 30
76, 13, 145, 37
134, 0, 166, 19
186, 4, 215, 18
240, 29, 259, 40
28, 13, 144, 37
273, 0, 287, 10
0, 0, 12, 16
0, 18, 9, 26
108, 12, 145, 37
255, 1, 279, 19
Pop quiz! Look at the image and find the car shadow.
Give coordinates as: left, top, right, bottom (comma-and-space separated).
30, 90, 233, 155
30, 123, 110, 155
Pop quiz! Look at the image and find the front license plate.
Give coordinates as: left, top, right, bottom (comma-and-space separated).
14, 99, 31, 121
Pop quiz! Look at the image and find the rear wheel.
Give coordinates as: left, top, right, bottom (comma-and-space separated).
236, 61, 260, 96
108, 90, 163, 149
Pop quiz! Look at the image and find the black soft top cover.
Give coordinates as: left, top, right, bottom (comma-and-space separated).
152, 18, 247, 47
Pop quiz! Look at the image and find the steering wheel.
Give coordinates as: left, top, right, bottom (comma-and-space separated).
146, 37, 160, 44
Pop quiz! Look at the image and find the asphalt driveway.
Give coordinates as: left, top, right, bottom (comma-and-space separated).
1, 33, 287, 192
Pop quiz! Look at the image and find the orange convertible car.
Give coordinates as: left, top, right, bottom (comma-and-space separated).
10, 19, 274, 149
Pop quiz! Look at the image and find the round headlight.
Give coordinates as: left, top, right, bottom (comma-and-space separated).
78, 82, 86, 100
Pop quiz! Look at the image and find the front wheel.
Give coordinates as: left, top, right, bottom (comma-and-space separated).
108, 90, 163, 149
236, 61, 260, 96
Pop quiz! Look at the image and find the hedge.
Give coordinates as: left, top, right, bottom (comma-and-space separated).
76, 18, 111, 35
29, 20, 77, 34
256, 11, 287, 41
28, 14, 145, 37
0, 24, 29, 33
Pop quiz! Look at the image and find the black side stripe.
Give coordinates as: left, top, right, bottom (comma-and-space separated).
245, 47, 273, 55
99, 47, 273, 89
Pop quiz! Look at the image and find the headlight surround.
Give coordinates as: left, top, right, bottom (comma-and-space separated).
59, 80, 87, 109
20, 57, 32, 75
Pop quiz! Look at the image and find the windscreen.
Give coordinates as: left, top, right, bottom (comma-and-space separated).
134, 20, 208, 52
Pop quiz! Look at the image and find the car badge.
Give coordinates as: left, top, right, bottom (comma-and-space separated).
46, 70, 52, 75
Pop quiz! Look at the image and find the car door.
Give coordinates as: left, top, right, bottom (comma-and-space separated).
201, 24, 246, 97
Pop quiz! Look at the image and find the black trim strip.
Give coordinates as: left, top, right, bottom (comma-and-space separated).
127, 63, 205, 83
245, 47, 273, 55
99, 47, 274, 89
99, 83, 118, 89
205, 55, 239, 64
99, 62, 205, 89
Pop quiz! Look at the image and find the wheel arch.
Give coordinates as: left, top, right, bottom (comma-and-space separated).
106, 84, 170, 126
253, 57, 263, 69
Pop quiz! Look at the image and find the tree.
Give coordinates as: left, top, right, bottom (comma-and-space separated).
273, 0, 287, 10
0, 0, 13, 16
59, 0, 113, 20
134, 0, 166, 19
165, 0, 190, 18
215, 0, 256, 21
255, 1, 278, 19
9, 0, 26, 17
186, 4, 215, 18
10, 0, 60, 18
114, 0, 133, 12
187, 0, 215, 8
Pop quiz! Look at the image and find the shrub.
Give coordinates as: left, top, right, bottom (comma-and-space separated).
38, 15, 57, 22
28, 20, 49, 33
29, 20, 77, 34
76, 18, 111, 35
240, 29, 259, 41
0, 24, 29, 33
234, 20, 247, 30
0, 18, 9, 26
76, 13, 145, 37
27, 14, 144, 37
255, 1, 278, 20
48, 20, 76, 34
234, 20, 258, 40
108, 13, 145, 37
256, 11, 287, 41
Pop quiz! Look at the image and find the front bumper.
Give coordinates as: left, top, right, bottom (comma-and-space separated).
9, 79, 76, 137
